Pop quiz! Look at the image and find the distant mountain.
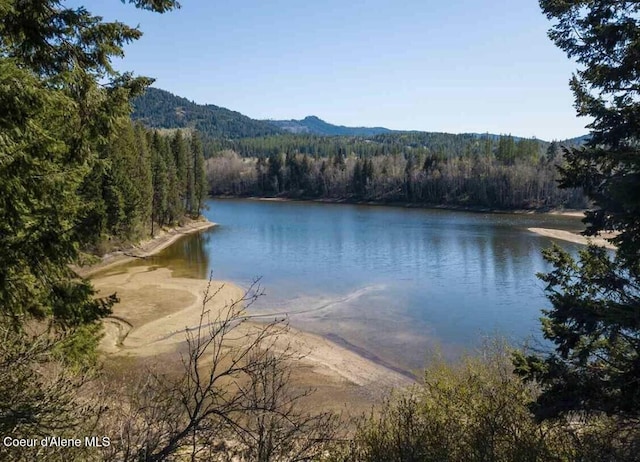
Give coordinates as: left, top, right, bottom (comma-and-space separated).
132, 88, 283, 139
268, 115, 393, 136
132, 88, 588, 144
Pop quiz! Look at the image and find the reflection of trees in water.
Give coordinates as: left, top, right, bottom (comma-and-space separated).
150, 231, 212, 279
488, 229, 547, 289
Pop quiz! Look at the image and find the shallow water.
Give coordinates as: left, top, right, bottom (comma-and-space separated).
133, 199, 584, 371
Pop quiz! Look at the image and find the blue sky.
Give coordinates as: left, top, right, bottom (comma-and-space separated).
76, 0, 587, 140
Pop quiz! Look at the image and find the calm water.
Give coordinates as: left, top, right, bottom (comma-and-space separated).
137, 199, 584, 372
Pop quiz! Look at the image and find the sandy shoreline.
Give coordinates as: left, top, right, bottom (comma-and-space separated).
528, 227, 617, 249
78, 218, 413, 410
73, 219, 216, 278
94, 266, 413, 411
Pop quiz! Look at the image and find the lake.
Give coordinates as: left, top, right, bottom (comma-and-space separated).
138, 198, 584, 372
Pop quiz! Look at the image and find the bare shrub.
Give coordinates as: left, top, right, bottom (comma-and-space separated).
0, 321, 106, 461
101, 278, 338, 461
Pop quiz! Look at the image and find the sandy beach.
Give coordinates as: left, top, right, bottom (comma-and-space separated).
84, 221, 413, 413
94, 266, 412, 412
528, 227, 617, 249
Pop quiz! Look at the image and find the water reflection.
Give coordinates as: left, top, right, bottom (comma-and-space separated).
139, 231, 212, 279
141, 199, 583, 370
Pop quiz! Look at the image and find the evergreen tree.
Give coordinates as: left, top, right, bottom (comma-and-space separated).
133, 122, 154, 232
267, 152, 284, 193
191, 131, 206, 216
333, 147, 346, 170
151, 132, 169, 235
545, 140, 560, 163
482, 134, 494, 159
104, 120, 140, 237
164, 138, 181, 224
0, 0, 178, 350
352, 159, 364, 197
171, 129, 189, 214
497, 135, 516, 165
514, 1, 640, 421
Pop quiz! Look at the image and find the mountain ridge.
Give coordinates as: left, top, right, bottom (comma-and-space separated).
267, 115, 393, 136
131, 87, 282, 138
132, 87, 587, 144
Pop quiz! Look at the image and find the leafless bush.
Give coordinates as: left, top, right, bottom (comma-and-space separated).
0, 321, 106, 461
102, 278, 338, 461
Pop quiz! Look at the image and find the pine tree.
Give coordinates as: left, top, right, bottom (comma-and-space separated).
514, 1, 640, 421
352, 159, 364, 197
0, 0, 179, 361
133, 122, 154, 234
191, 131, 206, 216
164, 143, 181, 224
268, 152, 284, 193
151, 132, 169, 235
497, 135, 516, 165
171, 129, 189, 214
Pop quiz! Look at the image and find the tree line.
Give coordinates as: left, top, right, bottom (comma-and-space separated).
81, 123, 207, 252
205, 130, 567, 162
207, 140, 587, 210
0, 0, 204, 357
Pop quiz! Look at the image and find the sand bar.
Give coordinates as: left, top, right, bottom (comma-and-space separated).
529, 227, 617, 249
77, 217, 413, 410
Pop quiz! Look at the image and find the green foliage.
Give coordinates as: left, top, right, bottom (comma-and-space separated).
208, 150, 586, 210
203, 127, 586, 209
191, 132, 207, 215
0, 0, 179, 357
514, 0, 640, 422
0, 60, 114, 329
329, 344, 640, 462
497, 134, 516, 164
267, 151, 284, 193
336, 344, 572, 462
222, 131, 548, 161
514, 243, 640, 419
539, 0, 640, 271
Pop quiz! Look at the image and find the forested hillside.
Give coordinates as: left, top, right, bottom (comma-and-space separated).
132, 87, 283, 138
132, 87, 587, 210
209, 131, 549, 159
3, 0, 639, 460
202, 130, 588, 211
